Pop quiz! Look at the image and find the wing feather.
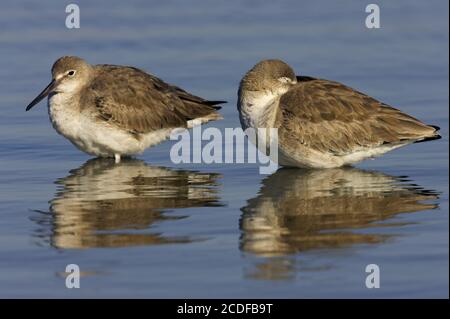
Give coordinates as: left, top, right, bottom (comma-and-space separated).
81, 65, 221, 134
277, 79, 437, 156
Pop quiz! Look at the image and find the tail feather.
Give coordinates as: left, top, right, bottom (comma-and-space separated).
413, 125, 441, 144
430, 125, 440, 131
414, 135, 441, 143
179, 96, 226, 110
203, 100, 227, 110
177, 98, 224, 124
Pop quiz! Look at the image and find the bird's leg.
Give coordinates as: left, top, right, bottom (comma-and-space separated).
114, 154, 121, 164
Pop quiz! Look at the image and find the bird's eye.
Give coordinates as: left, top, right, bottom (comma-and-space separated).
67, 70, 76, 76
278, 77, 292, 84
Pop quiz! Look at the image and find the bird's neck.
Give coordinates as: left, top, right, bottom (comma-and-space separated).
48, 92, 82, 139
238, 90, 279, 130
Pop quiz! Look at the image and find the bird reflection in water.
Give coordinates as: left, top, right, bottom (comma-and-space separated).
32, 158, 223, 249
240, 168, 439, 280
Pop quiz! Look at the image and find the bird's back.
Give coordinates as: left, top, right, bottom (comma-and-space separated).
81, 65, 223, 134
276, 78, 440, 157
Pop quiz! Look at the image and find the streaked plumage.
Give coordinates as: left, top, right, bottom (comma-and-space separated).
26, 56, 225, 162
238, 59, 441, 168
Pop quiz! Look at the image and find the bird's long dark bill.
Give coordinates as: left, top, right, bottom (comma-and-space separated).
26, 79, 56, 111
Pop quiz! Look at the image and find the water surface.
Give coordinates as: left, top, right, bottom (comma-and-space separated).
0, 0, 448, 298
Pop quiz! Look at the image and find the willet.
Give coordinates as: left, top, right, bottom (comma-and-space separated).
238, 59, 441, 168
26, 56, 225, 163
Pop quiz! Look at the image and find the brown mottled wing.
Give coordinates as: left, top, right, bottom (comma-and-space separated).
277, 79, 437, 155
83, 65, 220, 134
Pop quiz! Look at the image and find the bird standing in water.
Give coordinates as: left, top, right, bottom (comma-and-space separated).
26, 56, 225, 163
238, 59, 440, 168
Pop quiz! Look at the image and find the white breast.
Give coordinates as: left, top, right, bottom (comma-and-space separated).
48, 93, 171, 157
238, 91, 278, 130
48, 93, 82, 142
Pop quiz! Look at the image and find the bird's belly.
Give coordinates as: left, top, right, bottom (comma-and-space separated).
277, 142, 409, 168
72, 125, 142, 157
339, 143, 408, 165
277, 147, 341, 168
53, 116, 171, 156
48, 97, 170, 156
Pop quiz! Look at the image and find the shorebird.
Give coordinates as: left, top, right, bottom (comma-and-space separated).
238, 59, 441, 168
26, 56, 225, 163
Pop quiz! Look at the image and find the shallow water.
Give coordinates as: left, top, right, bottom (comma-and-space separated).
0, 0, 448, 298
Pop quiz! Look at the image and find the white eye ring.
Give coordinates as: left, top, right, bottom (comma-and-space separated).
67, 70, 76, 77
278, 77, 292, 84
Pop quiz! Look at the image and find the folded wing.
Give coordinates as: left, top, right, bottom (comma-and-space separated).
277, 78, 439, 156
82, 65, 223, 134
